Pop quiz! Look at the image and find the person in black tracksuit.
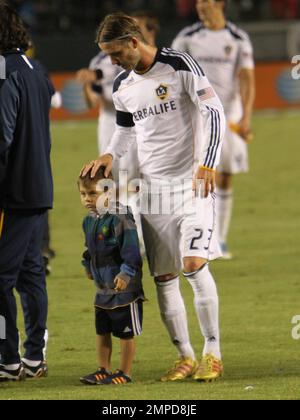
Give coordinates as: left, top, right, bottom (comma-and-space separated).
0, 5, 54, 381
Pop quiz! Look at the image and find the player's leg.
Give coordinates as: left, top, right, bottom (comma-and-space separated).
216, 123, 249, 259
216, 171, 233, 259
155, 273, 198, 381
181, 195, 223, 381
141, 212, 197, 381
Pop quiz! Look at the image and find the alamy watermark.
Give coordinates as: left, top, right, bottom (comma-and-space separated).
291, 315, 300, 340
0, 315, 5, 340
93, 171, 210, 216
291, 55, 300, 80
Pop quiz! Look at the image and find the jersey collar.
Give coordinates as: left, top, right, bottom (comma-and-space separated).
134, 48, 161, 76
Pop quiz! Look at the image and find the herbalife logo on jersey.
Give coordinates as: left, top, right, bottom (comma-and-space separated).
133, 100, 177, 122
156, 84, 168, 100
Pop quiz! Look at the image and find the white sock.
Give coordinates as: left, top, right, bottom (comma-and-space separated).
184, 265, 221, 360
43, 329, 49, 361
156, 277, 195, 360
22, 358, 42, 367
216, 188, 233, 244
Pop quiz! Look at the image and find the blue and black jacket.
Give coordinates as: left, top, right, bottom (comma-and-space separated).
82, 203, 144, 309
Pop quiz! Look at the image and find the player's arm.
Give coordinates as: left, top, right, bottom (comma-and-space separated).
81, 80, 136, 179
180, 60, 226, 197
76, 68, 102, 109
0, 75, 19, 183
238, 67, 255, 140
83, 82, 102, 109
113, 213, 142, 292
237, 35, 255, 141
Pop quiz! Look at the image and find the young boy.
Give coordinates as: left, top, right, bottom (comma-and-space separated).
78, 167, 144, 385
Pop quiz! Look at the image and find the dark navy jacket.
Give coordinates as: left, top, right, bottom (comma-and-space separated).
0, 50, 54, 209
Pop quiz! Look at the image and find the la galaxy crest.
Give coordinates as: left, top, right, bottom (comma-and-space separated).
224, 45, 233, 56
156, 84, 168, 100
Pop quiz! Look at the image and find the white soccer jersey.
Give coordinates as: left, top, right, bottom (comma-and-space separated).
172, 22, 254, 116
106, 47, 226, 183
89, 52, 121, 106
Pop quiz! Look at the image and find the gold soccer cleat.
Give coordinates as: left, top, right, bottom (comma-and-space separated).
193, 354, 224, 382
160, 357, 198, 382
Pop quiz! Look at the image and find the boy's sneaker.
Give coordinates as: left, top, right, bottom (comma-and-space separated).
80, 367, 111, 385
0, 364, 26, 382
22, 360, 48, 378
98, 369, 132, 385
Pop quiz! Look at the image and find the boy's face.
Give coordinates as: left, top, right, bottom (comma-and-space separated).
79, 183, 102, 213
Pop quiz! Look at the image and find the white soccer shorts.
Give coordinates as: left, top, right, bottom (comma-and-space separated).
141, 191, 222, 277
217, 123, 249, 175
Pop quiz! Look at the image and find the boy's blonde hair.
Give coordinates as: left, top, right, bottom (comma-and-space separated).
78, 167, 113, 189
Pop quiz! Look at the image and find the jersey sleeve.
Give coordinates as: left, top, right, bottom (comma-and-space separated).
89, 54, 116, 104
179, 56, 226, 170
104, 78, 136, 160
237, 36, 255, 71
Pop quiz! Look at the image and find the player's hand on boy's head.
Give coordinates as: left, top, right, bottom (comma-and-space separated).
193, 166, 216, 198
80, 154, 113, 178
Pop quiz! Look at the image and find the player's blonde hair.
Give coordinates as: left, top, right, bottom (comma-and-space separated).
96, 12, 145, 44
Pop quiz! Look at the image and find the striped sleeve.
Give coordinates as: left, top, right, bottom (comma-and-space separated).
177, 54, 226, 170
203, 106, 222, 170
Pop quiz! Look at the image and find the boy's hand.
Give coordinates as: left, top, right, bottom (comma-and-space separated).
113, 273, 130, 291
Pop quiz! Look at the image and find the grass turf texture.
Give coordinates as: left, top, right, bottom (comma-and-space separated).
1, 112, 299, 400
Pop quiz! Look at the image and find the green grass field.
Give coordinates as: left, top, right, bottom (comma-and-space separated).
1, 112, 300, 400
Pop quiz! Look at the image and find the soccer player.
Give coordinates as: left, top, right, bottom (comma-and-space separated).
78, 167, 144, 385
76, 11, 159, 183
172, 0, 255, 259
82, 13, 226, 382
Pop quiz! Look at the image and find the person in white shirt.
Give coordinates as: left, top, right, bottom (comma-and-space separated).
172, 0, 255, 259
81, 13, 226, 383
76, 11, 160, 183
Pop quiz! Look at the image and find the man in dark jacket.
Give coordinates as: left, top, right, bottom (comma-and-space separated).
0, 3, 54, 381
